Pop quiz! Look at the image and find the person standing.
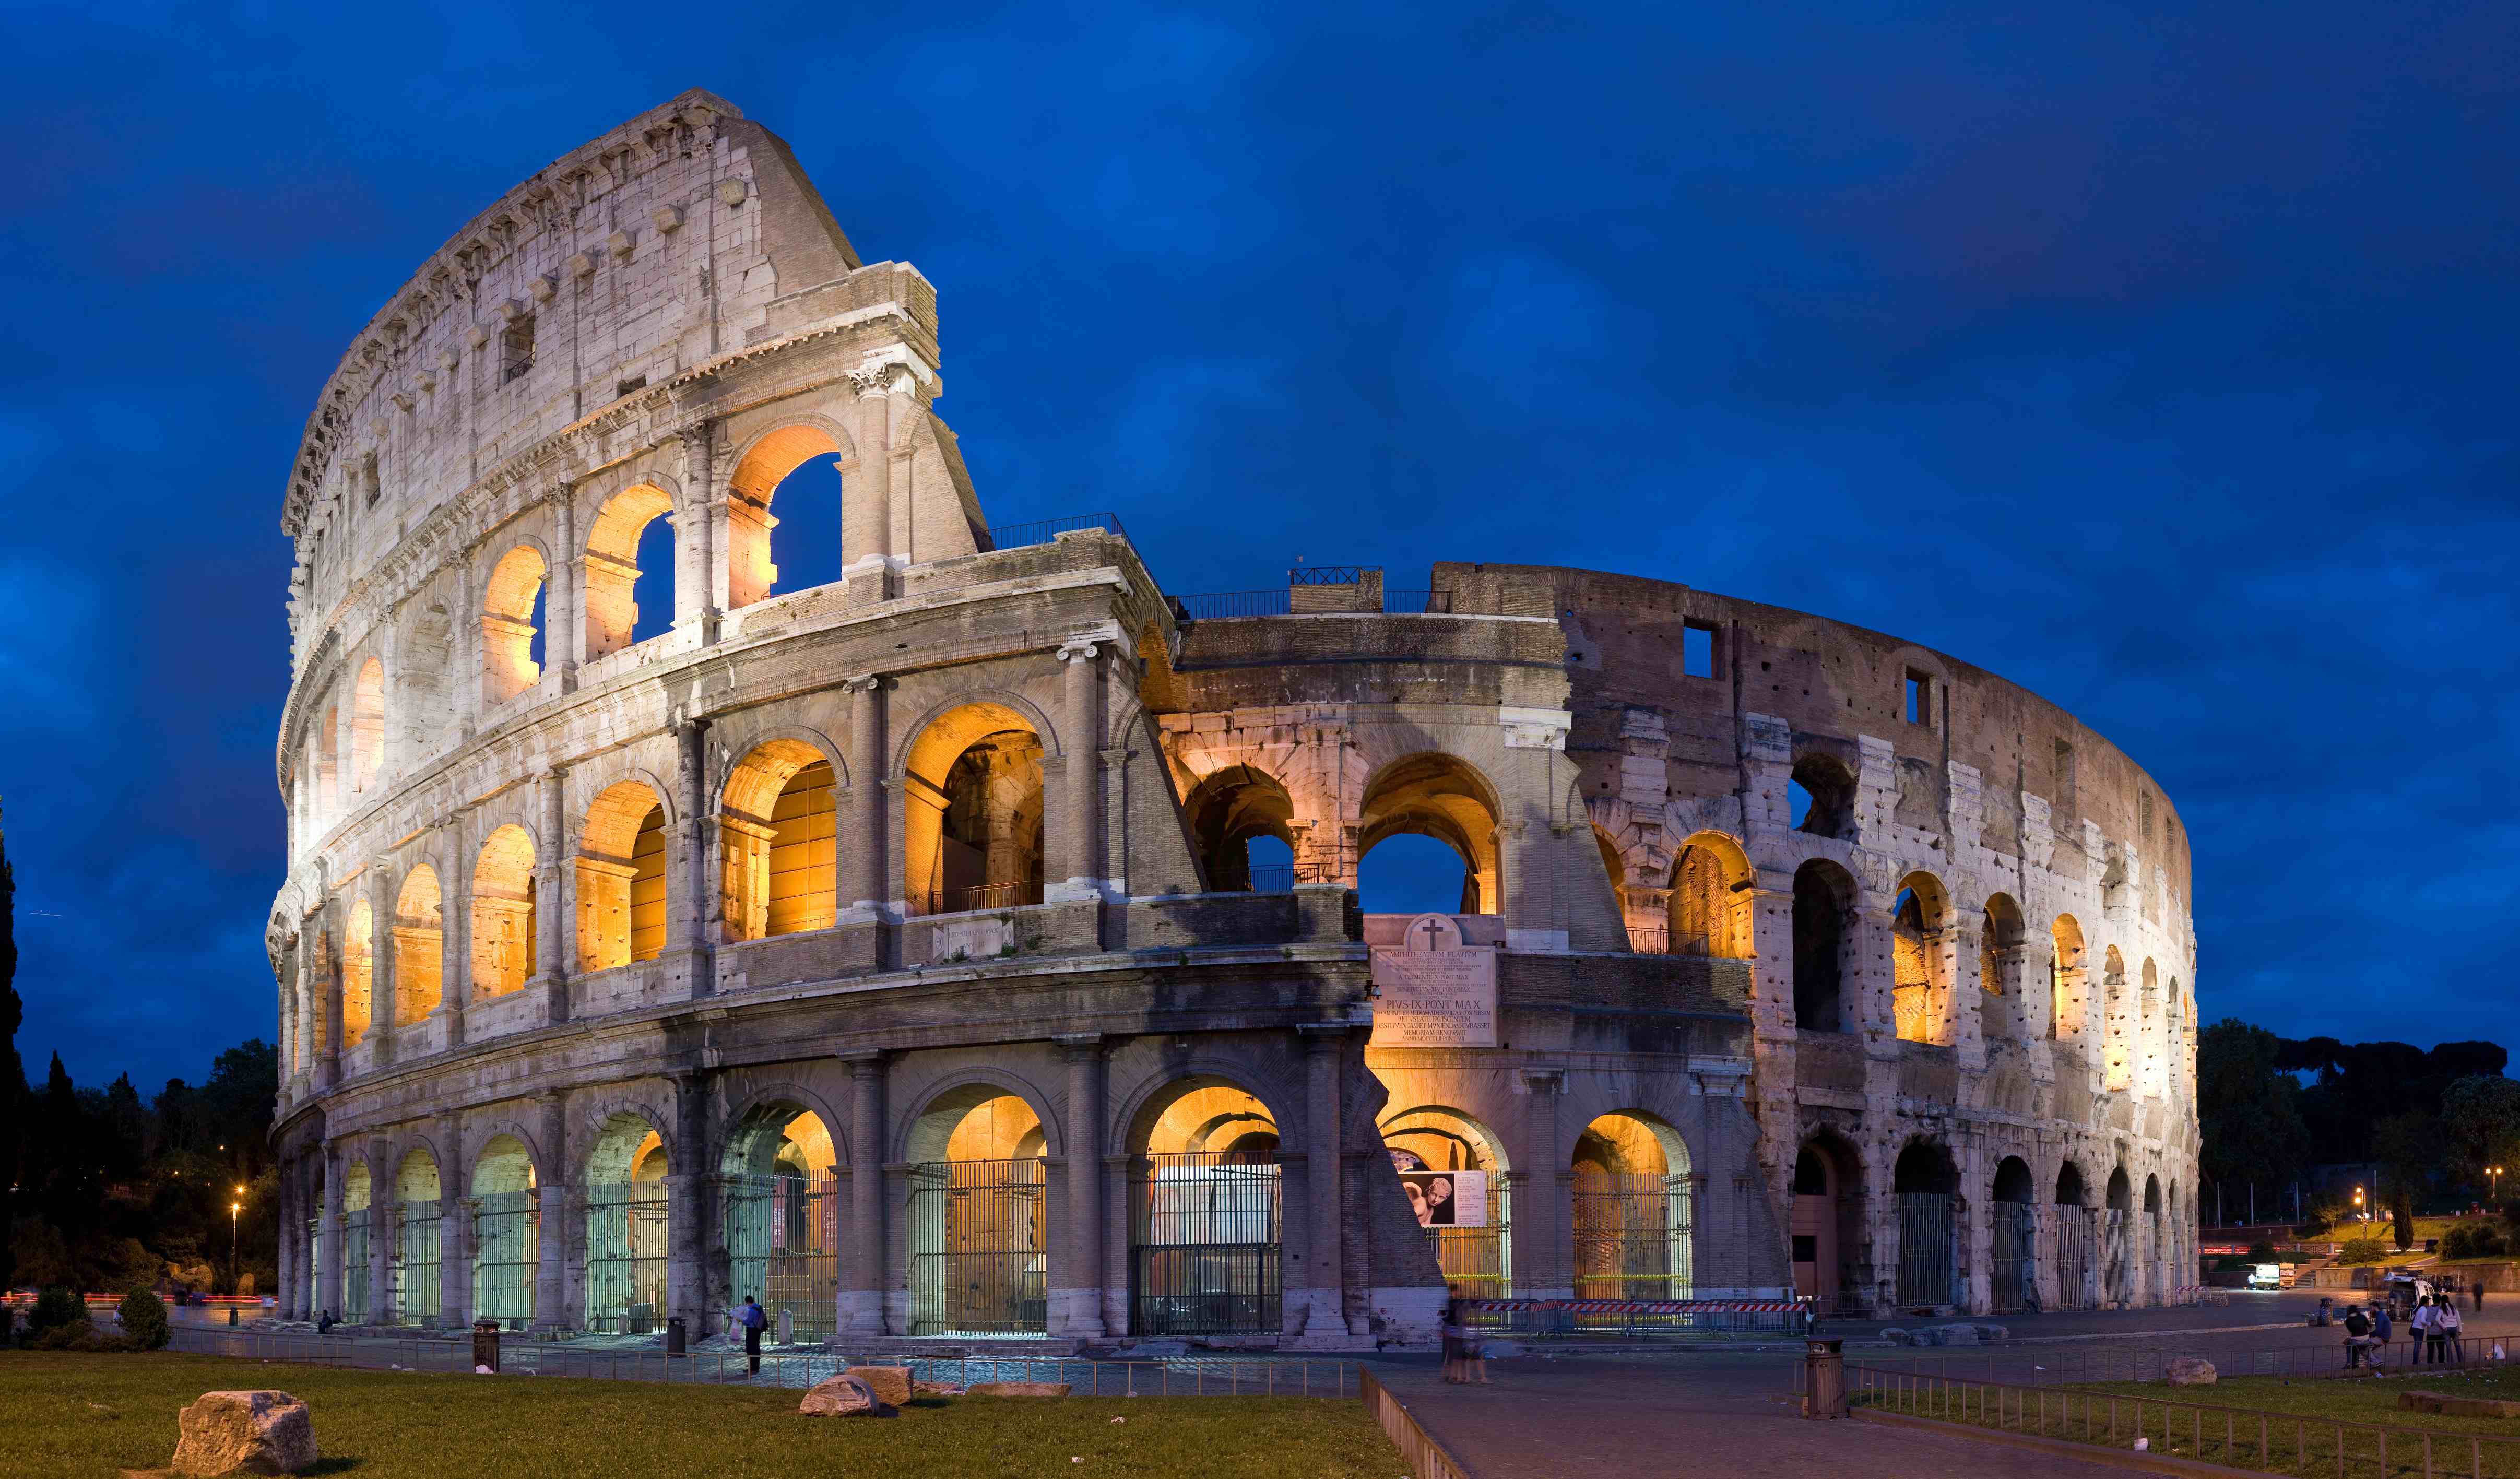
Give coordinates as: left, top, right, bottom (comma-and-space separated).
2373, 1301, 2394, 1367
2441, 1295, 2466, 1365
2478, 1280, 2489, 1313
2412, 1295, 2438, 1364
739, 1295, 768, 1375
2344, 1304, 2373, 1367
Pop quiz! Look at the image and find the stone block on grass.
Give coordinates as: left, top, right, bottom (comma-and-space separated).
170, 1390, 317, 1476
799, 1374, 897, 1417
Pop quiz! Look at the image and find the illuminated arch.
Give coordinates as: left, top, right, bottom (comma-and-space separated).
726, 422, 852, 611
1667, 831, 1752, 959
1358, 752, 1502, 915
721, 737, 839, 939
392, 865, 443, 1025
1890, 871, 1951, 1044
471, 825, 537, 998
900, 701, 1045, 917
577, 780, 667, 969
582, 483, 676, 657
482, 545, 548, 703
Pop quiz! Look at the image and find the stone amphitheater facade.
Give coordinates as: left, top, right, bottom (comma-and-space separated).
266, 91, 2200, 1348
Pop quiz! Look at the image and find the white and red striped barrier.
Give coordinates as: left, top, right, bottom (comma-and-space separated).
1460, 1298, 1808, 1315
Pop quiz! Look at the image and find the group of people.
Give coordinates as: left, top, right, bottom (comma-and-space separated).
2341, 1291, 2470, 1368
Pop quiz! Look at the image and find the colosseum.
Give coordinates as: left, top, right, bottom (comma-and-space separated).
265, 90, 2199, 1350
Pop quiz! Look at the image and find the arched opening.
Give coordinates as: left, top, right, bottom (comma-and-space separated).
1359, 753, 1501, 915
1381, 1106, 1512, 1298
351, 657, 385, 791
1892, 1141, 1957, 1308
727, 423, 850, 611
903, 704, 1044, 917
2144, 1174, 2164, 1303
481, 546, 548, 704
722, 740, 839, 940
392, 867, 443, 1025
583, 483, 677, 657
1792, 860, 1856, 1033
1981, 893, 2027, 1040
720, 1104, 841, 1339
1990, 1155, 2036, 1313
393, 1149, 441, 1327
470, 1134, 539, 1329
1128, 1079, 1282, 1336
2050, 915, 2088, 1039
1789, 752, 1857, 838
1890, 873, 1949, 1044
1184, 765, 1297, 892
577, 781, 667, 971
1668, 832, 1752, 959
906, 1090, 1049, 1336
1572, 1112, 1693, 1304
470, 825, 537, 998
1792, 1134, 1865, 1314
584, 1114, 668, 1333
2054, 1162, 2091, 1309
2104, 1167, 2134, 1305
398, 600, 456, 763
341, 1160, 373, 1324
2102, 946, 2131, 1091
341, 897, 374, 1049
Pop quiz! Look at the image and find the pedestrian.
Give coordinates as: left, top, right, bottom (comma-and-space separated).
739, 1295, 767, 1375
1440, 1301, 1487, 1385
2413, 1295, 2439, 1364
2442, 1295, 2466, 1365
2374, 1301, 2394, 1367
2478, 1280, 2489, 1313
2344, 1304, 2373, 1367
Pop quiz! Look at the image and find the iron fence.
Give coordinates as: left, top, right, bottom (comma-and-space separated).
341, 1210, 371, 1324
396, 1203, 441, 1327
1571, 1170, 1693, 1301
1381, 589, 1455, 614
1430, 1173, 1515, 1300
1233, 862, 1338, 893
1362, 1369, 1472, 1479
933, 879, 1043, 914
1990, 1200, 2034, 1314
1460, 1297, 1811, 1340
908, 1158, 1048, 1336
1287, 566, 1369, 585
724, 1170, 841, 1340
583, 1181, 667, 1333
1895, 1192, 1953, 1306
2055, 1205, 2091, 1309
471, 1190, 538, 1328
1130, 1152, 1283, 1336
979, 513, 1130, 551
1175, 590, 1290, 620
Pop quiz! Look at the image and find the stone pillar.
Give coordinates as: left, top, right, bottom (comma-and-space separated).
841, 1052, 887, 1334
668, 1072, 715, 1336
839, 675, 888, 922
846, 364, 897, 570
669, 718, 713, 995
275, 1162, 297, 1320
531, 768, 570, 1023
368, 856, 399, 1066
317, 1142, 346, 1322
316, 895, 345, 1088
1853, 905, 1897, 1039
677, 425, 719, 643
535, 1091, 569, 1331
439, 1113, 468, 1327
552, 489, 579, 691
437, 819, 471, 1048
1960, 1137, 1989, 1315
1054, 638, 1106, 900
1512, 1068, 1570, 1300
1054, 1034, 1107, 1338
1297, 1024, 1355, 1335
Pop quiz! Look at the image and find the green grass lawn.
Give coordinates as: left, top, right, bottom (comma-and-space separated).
0, 1352, 1402, 1479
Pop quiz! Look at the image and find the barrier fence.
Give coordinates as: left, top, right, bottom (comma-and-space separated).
1460, 1297, 1811, 1340
165, 1326, 1358, 1398
1877, 1332, 2515, 1388
1849, 1359, 2520, 1478
1360, 1369, 1471, 1479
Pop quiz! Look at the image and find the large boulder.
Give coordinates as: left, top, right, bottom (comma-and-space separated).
847, 1365, 915, 1407
2167, 1358, 2218, 1387
799, 1374, 896, 1418
171, 1390, 317, 1476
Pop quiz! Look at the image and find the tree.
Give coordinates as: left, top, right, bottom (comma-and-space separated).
2441, 1075, 2520, 1188
2372, 1111, 2436, 1249
2198, 1019, 2312, 1214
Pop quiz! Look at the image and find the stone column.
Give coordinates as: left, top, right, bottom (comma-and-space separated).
1054, 639, 1106, 900
438, 1113, 467, 1327
669, 718, 713, 996
369, 856, 399, 1066
531, 767, 570, 1023
846, 364, 897, 570
1959, 1135, 1989, 1315
437, 818, 471, 1049
668, 1072, 715, 1335
841, 1052, 887, 1334
318, 1142, 346, 1322
316, 895, 345, 1088
838, 676, 888, 921
365, 1137, 393, 1324
536, 1091, 569, 1332
1297, 1024, 1352, 1334
1054, 1034, 1107, 1338
677, 425, 719, 643
551, 489, 579, 691
275, 1162, 297, 1320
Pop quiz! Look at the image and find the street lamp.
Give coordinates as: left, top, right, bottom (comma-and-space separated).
2354, 1185, 2366, 1221
2491, 1166, 2504, 1203
230, 1187, 245, 1318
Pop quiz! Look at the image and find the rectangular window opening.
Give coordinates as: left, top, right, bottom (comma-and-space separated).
1682, 621, 1717, 679
1904, 670, 1933, 727
616, 375, 647, 399
502, 316, 536, 384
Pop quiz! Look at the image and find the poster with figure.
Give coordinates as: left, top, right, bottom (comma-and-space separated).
1396, 1167, 1488, 1228
1370, 913, 1498, 1048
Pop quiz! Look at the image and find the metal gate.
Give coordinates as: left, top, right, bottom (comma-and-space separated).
1571, 1171, 1694, 1300
396, 1202, 441, 1326
908, 1159, 1047, 1336
1130, 1151, 1283, 1336
2105, 1208, 2132, 1304
341, 1209, 371, 1323
585, 1181, 668, 1332
471, 1190, 538, 1327
2055, 1208, 2090, 1308
1894, 1192, 1953, 1306
724, 1171, 840, 1339
1430, 1172, 1515, 1299
1990, 1201, 2034, 1312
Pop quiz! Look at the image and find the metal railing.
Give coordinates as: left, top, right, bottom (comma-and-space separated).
933, 880, 1044, 915
168, 1327, 1357, 1398
1460, 1297, 1810, 1340
1287, 566, 1368, 585
1849, 1359, 2520, 1477
1381, 589, 1455, 614
1176, 590, 1291, 620
1875, 1332, 2509, 1388
979, 513, 1129, 551
1361, 1369, 1472, 1479
1232, 862, 1339, 893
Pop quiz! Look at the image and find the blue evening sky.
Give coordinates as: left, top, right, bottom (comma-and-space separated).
4, 2, 2514, 1091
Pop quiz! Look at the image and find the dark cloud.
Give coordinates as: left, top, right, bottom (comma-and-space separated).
2, 0, 2513, 1088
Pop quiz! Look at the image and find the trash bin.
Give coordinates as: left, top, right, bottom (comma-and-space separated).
667, 1316, 687, 1355
1803, 1338, 1847, 1418
472, 1318, 502, 1373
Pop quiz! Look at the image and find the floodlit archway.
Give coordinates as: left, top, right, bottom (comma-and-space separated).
471, 826, 537, 998
342, 1160, 373, 1324
1890, 873, 1950, 1044
1380, 1106, 1512, 1298
1789, 752, 1857, 838
905, 1088, 1049, 1336
1792, 860, 1858, 1033
1667, 832, 1752, 959
583, 483, 676, 657
720, 1103, 841, 1338
1572, 1112, 1694, 1303
1892, 1140, 1957, 1307
1359, 753, 1501, 915
902, 703, 1044, 916
392, 866, 443, 1025
727, 423, 850, 610
482, 546, 548, 704
722, 739, 838, 939
2050, 915, 2088, 1039
2102, 947, 2131, 1091
2144, 1173, 2164, 1304
393, 1149, 441, 1326
470, 1135, 539, 1328
577, 781, 667, 969
1129, 1079, 1283, 1336
1183, 765, 1297, 892
584, 1114, 669, 1332
341, 898, 374, 1049
1990, 1156, 2035, 1313
2104, 1167, 2134, 1305
2054, 1162, 2092, 1309
1981, 894, 2027, 1040
1792, 1134, 1864, 1313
